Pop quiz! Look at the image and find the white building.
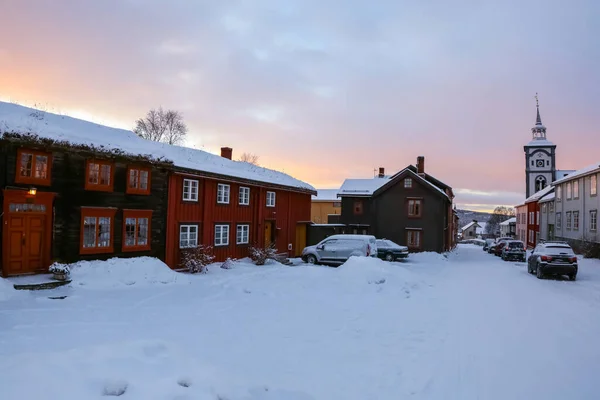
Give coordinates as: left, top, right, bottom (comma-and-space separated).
499, 217, 517, 238
553, 163, 600, 248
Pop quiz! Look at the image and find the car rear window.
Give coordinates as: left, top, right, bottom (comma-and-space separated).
546, 245, 574, 254
509, 242, 524, 248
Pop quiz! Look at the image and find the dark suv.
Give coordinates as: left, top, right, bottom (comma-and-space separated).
527, 241, 578, 280
501, 240, 526, 262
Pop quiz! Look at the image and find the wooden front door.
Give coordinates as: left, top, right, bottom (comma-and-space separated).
2, 190, 55, 277
295, 224, 306, 256
264, 221, 274, 247
6, 214, 45, 275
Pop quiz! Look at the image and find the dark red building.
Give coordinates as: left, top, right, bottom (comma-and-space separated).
164, 148, 315, 268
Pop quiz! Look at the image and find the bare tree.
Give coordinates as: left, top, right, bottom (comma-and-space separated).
134, 107, 188, 145
239, 152, 260, 166
485, 206, 516, 235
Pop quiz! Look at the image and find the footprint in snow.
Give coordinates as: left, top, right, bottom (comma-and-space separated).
102, 380, 128, 396
177, 378, 192, 388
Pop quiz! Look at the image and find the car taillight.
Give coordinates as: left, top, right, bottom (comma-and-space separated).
541, 255, 553, 261
570, 256, 577, 262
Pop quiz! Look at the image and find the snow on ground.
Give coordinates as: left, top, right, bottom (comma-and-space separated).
66, 257, 191, 289
1, 246, 600, 399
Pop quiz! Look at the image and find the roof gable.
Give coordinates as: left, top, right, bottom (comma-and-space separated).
373, 168, 450, 200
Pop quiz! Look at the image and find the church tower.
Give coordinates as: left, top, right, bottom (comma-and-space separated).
524, 95, 556, 198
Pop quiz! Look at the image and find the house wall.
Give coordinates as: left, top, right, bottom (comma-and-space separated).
555, 173, 600, 245
165, 173, 312, 268
515, 204, 527, 243
539, 200, 555, 241
525, 202, 540, 248
0, 142, 169, 276
373, 180, 447, 252
310, 201, 341, 223
462, 226, 477, 238
339, 196, 374, 230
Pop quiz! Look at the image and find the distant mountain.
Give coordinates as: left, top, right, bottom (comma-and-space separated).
456, 209, 494, 230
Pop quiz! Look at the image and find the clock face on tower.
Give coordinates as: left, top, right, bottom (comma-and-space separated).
536, 160, 544, 167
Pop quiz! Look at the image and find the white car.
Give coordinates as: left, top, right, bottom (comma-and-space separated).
301, 234, 378, 266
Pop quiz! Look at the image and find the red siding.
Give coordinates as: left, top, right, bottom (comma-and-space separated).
526, 201, 540, 248
166, 173, 312, 268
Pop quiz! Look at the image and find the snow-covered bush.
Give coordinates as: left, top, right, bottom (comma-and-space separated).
49, 262, 70, 275
249, 244, 278, 266
220, 258, 236, 269
181, 246, 215, 274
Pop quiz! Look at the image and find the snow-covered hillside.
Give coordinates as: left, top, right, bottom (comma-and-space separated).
0, 101, 314, 191
1, 247, 600, 399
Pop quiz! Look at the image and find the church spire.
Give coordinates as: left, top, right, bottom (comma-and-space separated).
535, 93, 542, 125
531, 93, 547, 139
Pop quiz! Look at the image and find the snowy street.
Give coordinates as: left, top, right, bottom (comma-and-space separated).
1, 245, 600, 399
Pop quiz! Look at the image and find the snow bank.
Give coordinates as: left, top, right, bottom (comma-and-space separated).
0, 277, 17, 301
68, 257, 190, 289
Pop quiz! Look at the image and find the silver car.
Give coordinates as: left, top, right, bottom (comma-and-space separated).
301, 234, 378, 266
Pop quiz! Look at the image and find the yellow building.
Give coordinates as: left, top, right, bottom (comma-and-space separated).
311, 189, 341, 223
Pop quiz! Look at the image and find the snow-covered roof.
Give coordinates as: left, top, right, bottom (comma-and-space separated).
539, 192, 555, 202
312, 189, 340, 201
525, 138, 555, 147
556, 170, 575, 180
500, 217, 517, 226
461, 221, 481, 232
338, 177, 390, 196
525, 185, 554, 203
0, 102, 315, 192
552, 162, 600, 186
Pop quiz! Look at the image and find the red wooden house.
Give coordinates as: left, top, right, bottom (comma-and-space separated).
164, 147, 315, 268
523, 185, 554, 248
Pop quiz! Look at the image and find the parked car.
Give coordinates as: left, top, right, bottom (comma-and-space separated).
301, 234, 378, 266
527, 241, 578, 280
492, 239, 510, 256
483, 239, 495, 251
500, 240, 526, 262
376, 239, 409, 261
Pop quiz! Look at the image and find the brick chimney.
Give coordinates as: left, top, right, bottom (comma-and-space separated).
221, 147, 233, 160
417, 156, 425, 174
378, 167, 385, 178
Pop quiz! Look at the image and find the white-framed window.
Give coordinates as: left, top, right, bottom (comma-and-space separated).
529, 230, 534, 243
573, 180, 580, 199
566, 182, 572, 200
407, 230, 421, 247
556, 213, 562, 229
573, 211, 579, 230
404, 178, 412, 188
217, 183, 230, 204
591, 210, 598, 231
179, 225, 198, 248
549, 202, 554, 213
215, 224, 230, 246
183, 179, 199, 201
566, 212, 572, 230
556, 185, 562, 201
592, 175, 597, 196
239, 187, 250, 205
236, 224, 250, 244
266, 191, 276, 207
529, 212, 533, 224
536, 211, 539, 224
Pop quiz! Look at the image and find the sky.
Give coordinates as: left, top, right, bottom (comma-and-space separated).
1, 0, 599, 212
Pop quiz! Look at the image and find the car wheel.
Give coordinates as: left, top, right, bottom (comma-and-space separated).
385, 253, 394, 262
536, 263, 544, 279
305, 255, 317, 265
569, 274, 577, 281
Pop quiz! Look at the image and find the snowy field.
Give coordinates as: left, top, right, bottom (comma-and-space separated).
1, 245, 600, 399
